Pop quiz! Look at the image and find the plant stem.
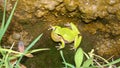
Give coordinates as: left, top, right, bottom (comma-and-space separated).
60, 50, 67, 68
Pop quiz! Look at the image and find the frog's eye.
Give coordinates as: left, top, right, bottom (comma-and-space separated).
52, 27, 56, 30
52, 26, 60, 31
48, 25, 54, 30
54, 26, 61, 33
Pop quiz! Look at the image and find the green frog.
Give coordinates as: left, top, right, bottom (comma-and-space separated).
51, 23, 82, 50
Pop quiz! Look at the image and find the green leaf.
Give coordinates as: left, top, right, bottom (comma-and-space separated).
82, 58, 93, 67
74, 48, 84, 68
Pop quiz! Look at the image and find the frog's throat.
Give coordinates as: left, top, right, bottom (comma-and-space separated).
51, 31, 62, 42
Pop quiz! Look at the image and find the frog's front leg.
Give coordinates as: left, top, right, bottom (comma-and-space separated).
73, 35, 82, 50
56, 39, 65, 50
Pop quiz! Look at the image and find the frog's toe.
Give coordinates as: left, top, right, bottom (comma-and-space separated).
69, 45, 75, 50
70, 45, 73, 49
70, 47, 76, 51
55, 46, 62, 50
70, 47, 74, 50
58, 43, 61, 46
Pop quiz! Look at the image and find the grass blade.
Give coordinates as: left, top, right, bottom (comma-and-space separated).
15, 33, 43, 67
0, 0, 18, 41
29, 48, 50, 53
102, 58, 120, 67
60, 50, 67, 68
1, 0, 7, 30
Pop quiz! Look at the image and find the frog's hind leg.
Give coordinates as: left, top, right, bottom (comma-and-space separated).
56, 39, 65, 50
73, 36, 82, 50
70, 23, 80, 34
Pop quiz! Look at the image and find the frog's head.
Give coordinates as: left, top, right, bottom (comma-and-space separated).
49, 25, 60, 30
53, 26, 61, 31
50, 26, 61, 34
51, 26, 62, 42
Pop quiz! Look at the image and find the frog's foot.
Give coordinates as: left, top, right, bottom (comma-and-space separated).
70, 47, 76, 51
55, 45, 63, 50
55, 43, 63, 50
70, 44, 73, 48
70, 47, 74, 50
55, 46, 60, 50
70, 45, 74, 49
69, 45, 76, 51
56, 43, 64, 50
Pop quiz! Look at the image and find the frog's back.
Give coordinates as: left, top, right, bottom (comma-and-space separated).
60, 28, 76, 42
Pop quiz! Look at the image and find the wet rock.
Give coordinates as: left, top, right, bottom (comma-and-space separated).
116, 10, 120, 20
2, 21, 33, 49
55, 3, 67, 15
0, 0, 4, 8
35, 10, 48, 18
95, 38, 120, 58
35, 0, 63, 10
83, 20, 120, 58
0, 0, 120, 23
0, 0, 13, 11
78, 0, 98, 22
107, 6, 117, 14
44, 1, 59, 10
83, 22, 105, 34
12, 32, 21, 40
64, 0, 78, 11
103, 22, 120, 36
84, 20, 120, 36
105, 0, 119, 5
7, 31, 33, 47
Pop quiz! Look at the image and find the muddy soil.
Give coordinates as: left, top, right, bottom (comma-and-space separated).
0, 0, 120, 68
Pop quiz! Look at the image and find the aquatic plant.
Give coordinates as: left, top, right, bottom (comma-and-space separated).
60, 48, 93, 68
60, 47, 120, 68
0, 0, 49, 68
